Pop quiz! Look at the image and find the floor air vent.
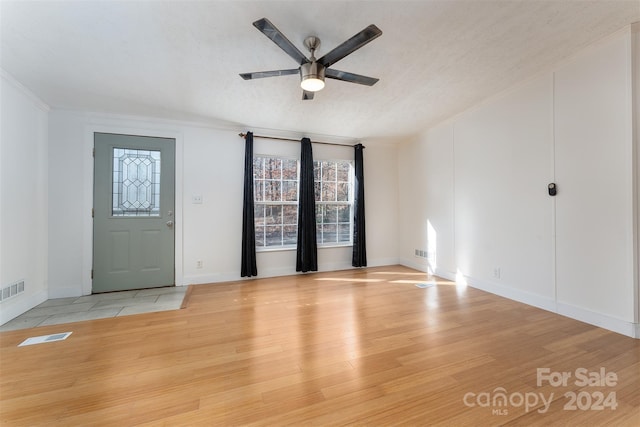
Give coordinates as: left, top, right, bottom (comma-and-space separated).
19, 332, 72, 347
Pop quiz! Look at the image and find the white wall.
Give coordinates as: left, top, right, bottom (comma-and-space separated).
46, 111, 400, 299
357, 139, 400, 268
399, 27, 639, 337
634, 23, 640, 337
454, 74, 555, 306
0, 72, 49, 324
398, 123, 455, 278
554, 29, 635, 327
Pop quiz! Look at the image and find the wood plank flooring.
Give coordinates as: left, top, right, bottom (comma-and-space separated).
1, 266, 639, 426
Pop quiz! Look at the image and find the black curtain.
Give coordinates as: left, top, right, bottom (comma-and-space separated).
241, 132, 258, 277
352, 143, 367, 267
296, 138, 318, 272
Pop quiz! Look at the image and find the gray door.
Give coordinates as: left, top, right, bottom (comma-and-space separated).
93, 133, 175, 293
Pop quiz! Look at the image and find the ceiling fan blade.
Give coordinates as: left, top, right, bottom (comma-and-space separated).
318, 24, 382, 68
302, 90, 315, 100
240, 68, 300, 80
325, 68, 379, 86
253, 18, 309, 65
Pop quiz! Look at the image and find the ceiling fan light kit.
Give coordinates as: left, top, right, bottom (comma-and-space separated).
240, 18, 382, 100
300, 36, 325, 92
300, 63, 325, 92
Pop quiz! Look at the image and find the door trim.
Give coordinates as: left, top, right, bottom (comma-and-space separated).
81, 120, 184, 296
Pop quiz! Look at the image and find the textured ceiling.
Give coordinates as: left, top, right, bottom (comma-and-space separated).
2, 1, 638, 142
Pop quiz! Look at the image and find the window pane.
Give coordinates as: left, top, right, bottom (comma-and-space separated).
322, 161, 336, 181
337, 161, 350, 181
264, 205, 282, 225
264, 181, 282, 201
254, 204, 265, 226
323, 224, 337, 243
337, 183, 349, 202
322, 182, 336, 201
264, 158, 281, 179
283, 225, 297, 245
265, 226, 282, 246
337, 205, 350, 222
255, 226, 265, 247
314, 182, 321, 202
316, 205, 323, 224
282, 159, 297, 179
283, 205, 297, 225
338, 224, 350, 243
282, 181, 297, 201
253, 157, 264, 179
254, 180, 264, 202
314, 161, 321, 181
324, 205, 337, 223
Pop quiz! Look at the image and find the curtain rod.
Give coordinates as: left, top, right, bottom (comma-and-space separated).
239, 133, 363, 148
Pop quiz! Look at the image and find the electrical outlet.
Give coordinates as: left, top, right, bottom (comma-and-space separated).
196, 259, 203, 269
192, 195, 203, 204
493, 267, 501, 279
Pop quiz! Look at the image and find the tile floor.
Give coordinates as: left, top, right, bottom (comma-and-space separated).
0, 286, 188, 332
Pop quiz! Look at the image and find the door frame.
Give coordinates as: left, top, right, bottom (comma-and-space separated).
81, 121, 184, 296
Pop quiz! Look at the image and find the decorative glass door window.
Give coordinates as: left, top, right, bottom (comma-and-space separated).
112, 148, 161, 217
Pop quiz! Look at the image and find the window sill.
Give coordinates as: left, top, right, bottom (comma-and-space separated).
256, 243, 353, 253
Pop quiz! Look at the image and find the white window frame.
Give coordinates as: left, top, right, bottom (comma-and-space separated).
253, 155, 354, 251
314, 159, 354, 248
253, 155, 299, 251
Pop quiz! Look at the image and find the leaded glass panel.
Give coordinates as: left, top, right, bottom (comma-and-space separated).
112, 148, 161, 217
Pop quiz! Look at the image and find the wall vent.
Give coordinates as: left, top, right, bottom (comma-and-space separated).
0, 280, 25, 302
414, 249, 428, 259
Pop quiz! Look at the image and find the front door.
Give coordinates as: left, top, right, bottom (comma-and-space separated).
93, 133, 175, 293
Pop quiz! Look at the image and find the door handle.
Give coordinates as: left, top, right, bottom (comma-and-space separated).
166, 220, 174, 228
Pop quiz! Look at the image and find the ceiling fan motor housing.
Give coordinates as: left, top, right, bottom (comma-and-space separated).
300, 61, 325, 84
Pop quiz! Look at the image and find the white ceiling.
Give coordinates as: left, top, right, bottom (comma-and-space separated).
2, 1, 638, 142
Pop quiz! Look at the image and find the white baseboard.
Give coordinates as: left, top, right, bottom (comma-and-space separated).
434, 268, 457, 282
458, 274, 638, 339
556, 302, 639, 339
464, 276, 557, 313
0, 289, 48, 325
399, 258, 457, 282
48, 285, 84, 299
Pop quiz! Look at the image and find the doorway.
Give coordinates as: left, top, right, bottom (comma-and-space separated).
93, 133, 176, 293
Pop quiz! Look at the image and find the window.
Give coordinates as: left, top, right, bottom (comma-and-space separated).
112, 147, 161, 217
253, 156, 353, 249
253, 156, 298, 248
315, 160, 353, 246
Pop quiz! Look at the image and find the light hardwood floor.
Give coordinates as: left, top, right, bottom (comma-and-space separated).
1, 266, 638, 426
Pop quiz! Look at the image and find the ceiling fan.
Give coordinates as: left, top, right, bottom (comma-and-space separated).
240, 18, 382, 100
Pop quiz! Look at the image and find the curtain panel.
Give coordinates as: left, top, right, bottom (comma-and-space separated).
352, 143, 367, 267
240, 132, 258, 277
296, 137, 318, 272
